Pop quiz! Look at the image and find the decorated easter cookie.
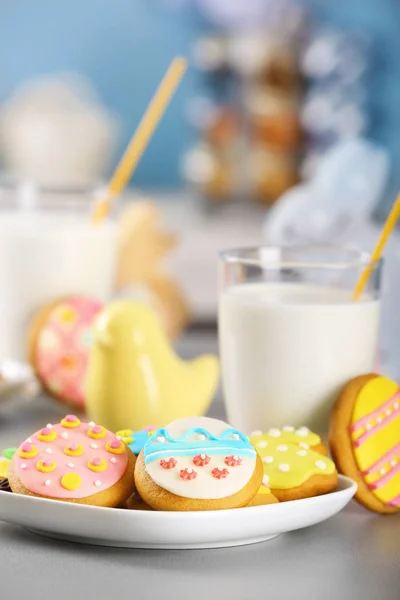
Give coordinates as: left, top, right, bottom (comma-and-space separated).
28, 297, 103, 409
135, 416, 263, 511
330, 374, 400, 514
250, 426, 327, 455
115, 427, 158, 456
8, 416, 136, 507
250, 432, 337, 502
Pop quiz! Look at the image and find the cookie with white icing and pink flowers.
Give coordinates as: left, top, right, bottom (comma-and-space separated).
135, 416, 263, 511
8, 415, 136, 507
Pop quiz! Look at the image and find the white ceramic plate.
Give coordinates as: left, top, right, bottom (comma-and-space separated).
0, 475, 356, 549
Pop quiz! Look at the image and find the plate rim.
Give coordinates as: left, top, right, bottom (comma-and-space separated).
0, 474, 357, 518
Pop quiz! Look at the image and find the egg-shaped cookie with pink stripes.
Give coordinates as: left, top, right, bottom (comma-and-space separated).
8, 415, 136, 507
135, 416, 263, 511
330, 374, 400, 514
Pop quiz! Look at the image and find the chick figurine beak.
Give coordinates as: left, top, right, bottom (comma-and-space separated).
85, 301, 220, 431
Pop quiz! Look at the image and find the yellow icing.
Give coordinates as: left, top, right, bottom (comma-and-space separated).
61, 473, 81, 491
0, 460, 9, 478
61, 417, 81, 429
105, 441, 126, 455
250, 427, 321, 448
257, 484, 271, 495
64, 444, 84, 457
36, 460, 56, 473
249, 437, 335, 489
18, 446, 38, 459
88, 426, 107, 440
116, 429, 134, 445
37, 430, 57, 443
88, 458, 108, 473
352, 376, 400, 506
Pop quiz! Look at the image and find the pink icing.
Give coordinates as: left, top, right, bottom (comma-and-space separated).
91, 457, 102, 466
42, 460, 53, 467
65, 414, 78, 422
92, 425, 103, 434
367, 461, 400, 491
353, 406, 400, 448
68, 442, 79, 451
35, 298, 103, 409
362, 442, 400, 475
13, 420, 129, 499
388, 493, 400, 507
110, 439, 121, 449
350, 390, 400, 433
40, 427, 52, 436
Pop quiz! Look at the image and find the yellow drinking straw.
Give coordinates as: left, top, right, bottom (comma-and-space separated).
353, 193, 400, 301
91, 56, 187, 225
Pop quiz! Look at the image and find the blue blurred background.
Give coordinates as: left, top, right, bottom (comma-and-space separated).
1, 0, 400, 214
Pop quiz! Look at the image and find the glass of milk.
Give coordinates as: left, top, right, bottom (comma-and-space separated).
0, 180, 118, 362
219, 246, 382, 433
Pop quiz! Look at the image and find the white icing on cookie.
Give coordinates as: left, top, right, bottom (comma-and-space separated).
144, 416, 257, 500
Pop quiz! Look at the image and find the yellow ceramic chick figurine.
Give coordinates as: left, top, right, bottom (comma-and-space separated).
85, 301, 219, 431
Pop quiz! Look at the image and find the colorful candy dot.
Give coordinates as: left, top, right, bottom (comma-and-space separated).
180, 468, 197, 480
295, 427, 309, 437
278, 463, 290, 472
262, 456, 274, 464
160, 457, 177, 469
268, 428, 281, 437
315, 460, 327, 471
193, 454, 211, 467
212, 467, 229, 479
61, 473, 81, 491
224, 455, 242, 467
297, 450, 307, 457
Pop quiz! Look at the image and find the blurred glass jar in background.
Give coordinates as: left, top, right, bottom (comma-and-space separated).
0, 181, 118, 362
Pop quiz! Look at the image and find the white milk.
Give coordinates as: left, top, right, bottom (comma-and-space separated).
0, 212, 117, 362
219, 283, 380, 433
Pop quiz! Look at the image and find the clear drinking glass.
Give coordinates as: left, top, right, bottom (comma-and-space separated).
218, 246, 382, 433
0, 180, 118, 362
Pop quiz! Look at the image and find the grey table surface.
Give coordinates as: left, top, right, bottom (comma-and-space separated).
0, 331, 399, 600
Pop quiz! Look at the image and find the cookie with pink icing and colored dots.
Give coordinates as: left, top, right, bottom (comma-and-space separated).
135, 416, 263, 511
28, 297, 103, 409
8, 415, 136, 507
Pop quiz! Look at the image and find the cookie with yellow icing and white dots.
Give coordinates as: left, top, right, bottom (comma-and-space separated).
250, 426, 327, 455
135, 416, 263, 511
8, 415, 136, 507
249, 432, 337, 502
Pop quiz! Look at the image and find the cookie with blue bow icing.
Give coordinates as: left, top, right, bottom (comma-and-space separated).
135, 416, 263, 511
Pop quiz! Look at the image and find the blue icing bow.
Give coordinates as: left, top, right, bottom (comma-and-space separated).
144, 427, 256, 465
